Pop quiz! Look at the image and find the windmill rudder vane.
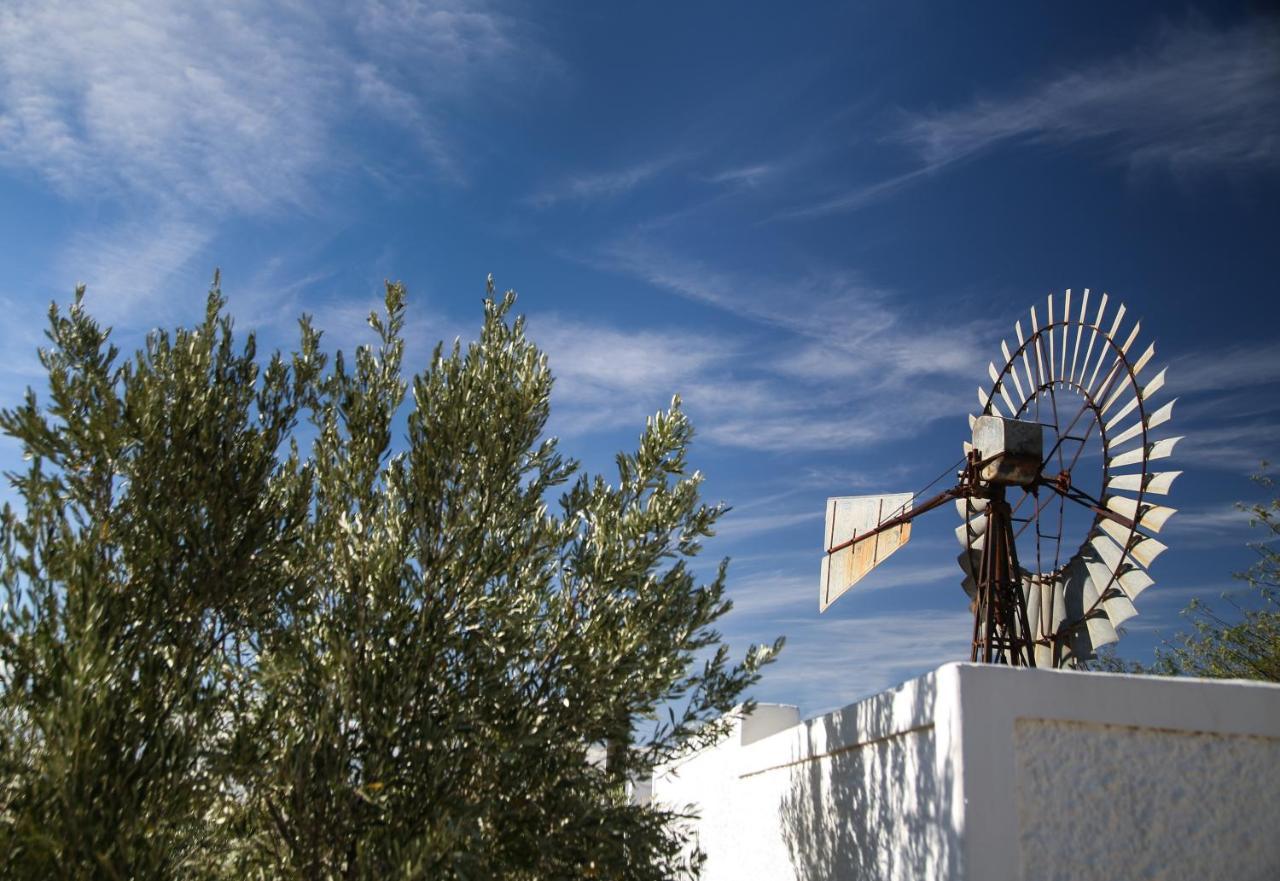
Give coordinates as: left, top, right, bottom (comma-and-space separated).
819, 493, 913, 612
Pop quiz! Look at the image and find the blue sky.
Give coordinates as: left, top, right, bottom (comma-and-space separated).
0, 1, 1277, 715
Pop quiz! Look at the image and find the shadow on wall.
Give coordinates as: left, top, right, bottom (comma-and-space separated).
779, 676, 958, 881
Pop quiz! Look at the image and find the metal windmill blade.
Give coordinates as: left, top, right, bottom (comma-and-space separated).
820, 288, 1179, 670
957, 291, 1179, 666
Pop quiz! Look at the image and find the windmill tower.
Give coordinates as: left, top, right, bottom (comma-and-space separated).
821, 291, 1179, 667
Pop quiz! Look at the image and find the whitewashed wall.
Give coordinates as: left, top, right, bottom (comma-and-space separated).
651, 663, 1280, 881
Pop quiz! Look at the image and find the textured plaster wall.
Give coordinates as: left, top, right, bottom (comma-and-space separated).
652, 667, 963, 881
775, 725, 941, 881
652, 664, 1280, 881
1015, 719, 1280, 881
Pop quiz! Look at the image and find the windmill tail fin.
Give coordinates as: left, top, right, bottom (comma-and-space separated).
820, 492, 913, 613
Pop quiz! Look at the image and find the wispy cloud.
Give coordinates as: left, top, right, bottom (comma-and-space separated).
1172, 341, 1280, 395
714, 511, 825, 544
351, 63, 459, 181
529, 298, 947, 453
1, 2, 329, 214
576, 235, 992, 452
1171, 421, 1280, 472
724, 571, 814, 619
1163, 503, 1256, 549
0, 292, 49, 403
525, 156, 685, 209
627, 250, 869, 336
901, 18, 1280, 174
705, 163, 781, 188
58, 220, 213, 326
720, 539, 975, 715
1134, 341, 1280, 474
735, 609, 974, 716
726, 562, 959, 623
353, 0, 527, 72
527, 313, 737, 435
0, 0, 549, 316
598, 234, 990, 368
0, 0, 543, 214
780, 18, 1280, 220
221, 261, 339, 338
773, 164, 949, 221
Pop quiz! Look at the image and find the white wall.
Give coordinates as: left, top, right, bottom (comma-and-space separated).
651, 664, 1280, 881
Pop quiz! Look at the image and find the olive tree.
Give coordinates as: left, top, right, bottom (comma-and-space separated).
0, 276, 780, 880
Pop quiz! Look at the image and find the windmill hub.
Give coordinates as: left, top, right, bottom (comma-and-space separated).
971, 414, 1044, 487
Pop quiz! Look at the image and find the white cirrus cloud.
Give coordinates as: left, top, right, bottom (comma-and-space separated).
0, 0, 550, 317
573, 235, 995, 453
526, 301, 980, 454
706, 162, 781, 188
524, 155, 688, 209
0, 0, 545, 215
1162, 503, 1257, 549
527, 313, 738, 436
1171, 341, 1280, 395
1167, 420, 1280, 472
901, 18, 1280, 174
730, 609, 975, 716
773, 164, 949, 221
713, 511, 825, 546
1, 1, 333, 214
725, 561, 959, 621
781, 18, 1280, 220
57, 219, 213, 326
596, 234, 992, 379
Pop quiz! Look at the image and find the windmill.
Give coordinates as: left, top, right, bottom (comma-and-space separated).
820, 290, 1179, 667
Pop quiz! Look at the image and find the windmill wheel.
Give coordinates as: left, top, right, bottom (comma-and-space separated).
956, 290, 1181, 667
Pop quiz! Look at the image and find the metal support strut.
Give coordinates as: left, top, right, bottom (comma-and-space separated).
970, 485, 1037, 666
